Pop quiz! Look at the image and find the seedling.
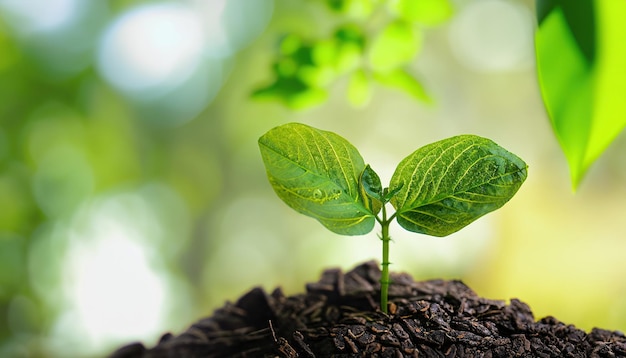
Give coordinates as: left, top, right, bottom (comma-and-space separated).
258, 123, 527, 313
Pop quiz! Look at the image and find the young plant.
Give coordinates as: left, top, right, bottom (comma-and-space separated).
258, 123, 527, 313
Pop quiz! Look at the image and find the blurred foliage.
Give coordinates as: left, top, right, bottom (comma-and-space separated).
1, 0, 626, 357
252, 0, 452, 109
536, 0, 626, 189
0, 3, 225, 355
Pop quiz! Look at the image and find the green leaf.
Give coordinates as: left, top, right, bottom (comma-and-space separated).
360, 165, 382, 200
258, 123, 375, 235
391, 0, 453, 26
359, 164, 383, 214
388, 135, 527, 237
368, 21, 421, 72
383, 184, 403, 202
536, 1, 626, 189
360, 164, 382, 198
374, 69, 432, 103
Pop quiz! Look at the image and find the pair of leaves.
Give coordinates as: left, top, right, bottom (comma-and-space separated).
259, 123, 527, 237
536, 0, 626, 189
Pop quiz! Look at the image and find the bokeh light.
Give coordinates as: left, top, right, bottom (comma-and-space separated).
45, 185, 192, 356
448, 0, 534, 72
0, 0, 77, 34
96, 0, 274, 125
0, 0, 106, 76
97, 3, 206, 98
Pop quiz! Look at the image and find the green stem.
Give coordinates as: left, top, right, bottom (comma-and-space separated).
380, 204, 391, 314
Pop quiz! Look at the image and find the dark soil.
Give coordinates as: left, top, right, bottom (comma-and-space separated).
111, 261, 626, 357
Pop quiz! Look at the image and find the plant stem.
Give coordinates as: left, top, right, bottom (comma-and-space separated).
380, 204, 391, 314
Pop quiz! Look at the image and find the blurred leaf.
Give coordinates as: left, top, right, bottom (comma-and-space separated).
536, 0, 626, 188
592, 1, 626, 166
535, 0, 556, 24
253, 3, 446, 110
334, 24, 366, 49
347, 69, 371, 107
325, 0, 374, 19
274, 58, 298, 77
389, 135, 528, 237
344, 0, 375, 19
334, 25, 365, 73
312, 39, 339, 66
326, 0, 346, 11
536, 0, 595, 62
535, 7, 591, 188
280, 34, 302, 56
336, 42, 362, 73
258, 123, 375, 235
252, 77, 326, 110
311, 33, 360, 74
392, 0, 453, 25
289, 45, 315, 66
286, 88, 328, 109
368, 21, 421, 72
374, 69, 432, 103
298, 65, 335, 87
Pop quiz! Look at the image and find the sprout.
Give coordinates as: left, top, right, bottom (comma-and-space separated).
259, 123, 527, 313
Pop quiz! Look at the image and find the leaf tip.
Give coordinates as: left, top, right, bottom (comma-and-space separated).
570, 171, 584, 193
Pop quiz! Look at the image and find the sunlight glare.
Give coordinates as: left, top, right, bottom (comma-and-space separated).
58, 194, 168, 354
191, 0, 274, 58
189, 0, 230, 58
96, 0, 273, 124
97, 3, 205, 97
448, 0, 534, 72
0, 0, 77, 34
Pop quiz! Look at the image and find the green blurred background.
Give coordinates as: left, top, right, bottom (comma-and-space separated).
1, 0, 625, 357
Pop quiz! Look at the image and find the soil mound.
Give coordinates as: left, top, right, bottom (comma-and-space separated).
111, 261, 626, 357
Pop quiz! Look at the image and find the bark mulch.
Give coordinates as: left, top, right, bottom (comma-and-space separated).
111, 261, 626, 357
